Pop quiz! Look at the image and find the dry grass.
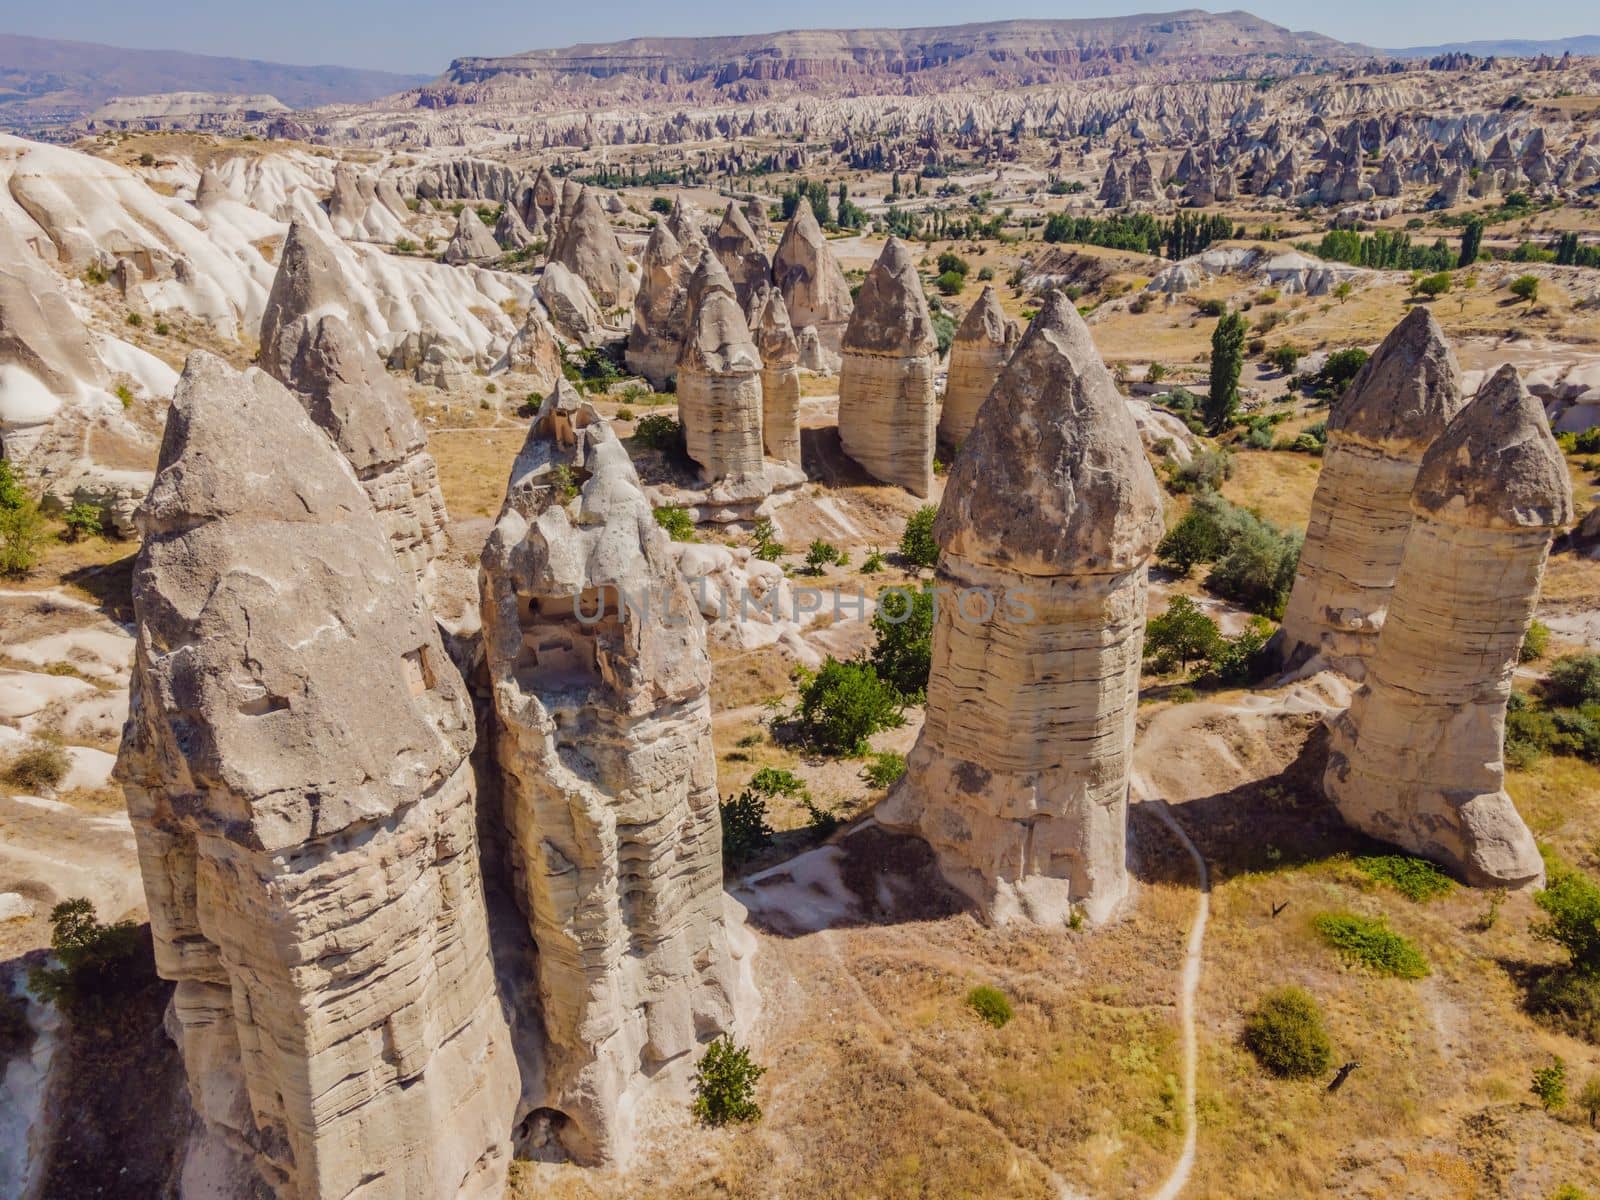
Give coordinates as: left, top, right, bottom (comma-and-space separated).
1219, 449, 1323, 532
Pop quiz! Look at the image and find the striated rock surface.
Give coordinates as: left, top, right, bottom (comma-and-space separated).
677, 255, 767, 489
1279, 308, 1465, 674
549, 186, 635, 310
480, 392, 743, 1164
625, 212, 703, 387
115, 352, 517, 1200
709, 201, 772, 312
751, 283, 802, 466
938, 285, 1016, 446
260, 221, 450, 591
877, 293, 1164, 925
539, 260, 608, 347
837, 238, 937, 497
1324, 365, 1573, 887
771, 201, 853, 367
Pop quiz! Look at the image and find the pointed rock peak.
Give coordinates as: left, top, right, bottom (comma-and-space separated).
642, 218, 683, 265
685, 247, 734, 312
195, 165, 227, 208
954, 286, 1012, 346
752, 286, 798, 364
843, 237, 935, 356
1413, 364, 1574, 530
1331, 306, 1464, 447
141, 352, 368, 537
717, 201, 759, 247
782, 198, 823, 242
260, 220, 359, 379
456, 205, 485, 230
499, 381, 621, 520
289, 313, 420, 470
666, 197, 706, 247
681, 259, 759, 376
935, 290, 1164, 576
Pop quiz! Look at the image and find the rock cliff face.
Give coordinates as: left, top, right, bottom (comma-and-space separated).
1324, 365, 1574, 887
677, 254, 767, 489
877, 293, 1165, 925
260, 221, 450, 593
771, 202, 853, 368
115, 352, 517, 1200
837, 238, 938, 497
480, 391, 743, 1164
751, 283, 803, 465
938, 285, 1016, 446
1278, 308, 1465, 674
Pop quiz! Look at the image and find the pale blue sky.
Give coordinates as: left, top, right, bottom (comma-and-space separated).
0, 0, 1593, 74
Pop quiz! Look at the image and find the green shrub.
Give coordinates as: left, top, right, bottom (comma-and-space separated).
632, 413, 684, 450
26, 899, 143, 1015
1510, 274, 1540, 303
935, 270, 965, 296
653, 505, 696, 542
862, 751, 907, 788
615, 406, 635, 422
1243, 986, 1332, 1078
1534, 863, 1600, 975
966, 985, 1013, 1028
936, 252, 970, 276
1579, 1075, 1600, 1128
4, 740, 70, 791
1412, 271, 1452, 298
1353, 854, 1456, 902
1206, 516, 1301, 618
869, 588, 933, 699
793, 659, 904, 755
1547, 655, 1600, 708
751, 517, 785, 562
1312, 912, 1429, 978
650, 196, 673, 214
720, 789, 773, 867
1144, 595, 1221, 673
748, 767, 805, 798
804, 539, 845, 574
0, 495, 45, 578
1165, 448, 1233, 494
860, 548, 885, 574
1201, 617, 1277, 687
125, 312, 142, 328
1520, 621, 1552, 664
1532, 1058, 1567, 1111
899, 505, 939, 569
691, 1035, 766, 1125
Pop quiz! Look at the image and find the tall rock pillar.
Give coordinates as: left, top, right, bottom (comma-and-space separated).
677, 254, 768, 489
751, 283, 803, 466
115, 353, 517, 1200
877, 293, 1165, 925
1279, 308, 1466, 673
1324, 366, 1573, 887
938, 285, 1017, 447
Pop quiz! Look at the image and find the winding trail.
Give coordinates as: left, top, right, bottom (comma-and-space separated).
1134, 774, 1212, 1200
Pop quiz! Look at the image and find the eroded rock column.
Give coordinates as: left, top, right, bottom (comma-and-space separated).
1324, 365, 1573, 888
772, 200, 853, 369
751, 283, 803, 466
626, 205, 705, 387
938, 285, 1016, 447
877, 293, 1165, 925
837, 238, 938, 497
1278, 308, 1466, 674
677, 254, 767, 489
116, 353, 517, 1200
480, 392, 744, 1164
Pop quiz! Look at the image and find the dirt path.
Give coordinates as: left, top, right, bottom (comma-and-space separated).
1133, 773, 1211, 1200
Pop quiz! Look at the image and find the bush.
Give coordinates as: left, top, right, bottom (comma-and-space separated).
749, 767, 806, 799
862, 751, 907, 788
1532, 1059, 1567, 1112
1510, 274, 1541, 303
1547, 655, 1600, 708
804, 539, 846, 574
1145, 595, 1221, 673
61, 502, 102, 542
1534, 863, 1600, 975
1312, 912, 1429, 979
632, 413, 684, 450
1580, 1074, 1600, 1128
793, 659, 904, 755
4, 740, 70, 792
1313, 348, 1370, 399
936, 252, 970, 277
691, 1036, 766, 1126
860, 548, 885, 574
1353, 854, 1455, 902
1205, 515, 1301, 619
1412, 271, 1453, 298
653, 505, 696, 542
751, 517, 785, 562
27, 899, 143, 1015
0, 495, 45, 578
650, 196, 673, 214
899, 505, 940, 569
720, 789, 774, 867
615, 406, 635, 422
1243, 987, 1332, 1078
1521, 620, 1552, 663
1201, 617, 1277, 687
966, 985, 1013, 1028
869, 587, 933, 699
1164, 448, 1233, 494
935, 270, 965, 296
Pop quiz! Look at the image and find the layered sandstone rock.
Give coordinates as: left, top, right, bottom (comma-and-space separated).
772, 200, 853, 368
480, 393, 743, 1164
1278, 308, 1465, 674
938, 285, 1016, 446
116, 352, 517, 1200
710, 201, 772, 311
550, 185, 635, 309
626, 215, 703, 387
260, 221, 450, 591
877, 293, 1164, 925
751, 284, 802, 466
837, 238, 938, 497
1323, 365, 1573, 887
677, 255, 767, 489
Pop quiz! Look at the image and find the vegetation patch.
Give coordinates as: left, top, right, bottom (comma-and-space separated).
1311, 912, 1429, 979
965, 985, 1014, 1029
691, 1035, 767, 1126
1352, 854, 1456, 902
1242, 986, 1332, 1078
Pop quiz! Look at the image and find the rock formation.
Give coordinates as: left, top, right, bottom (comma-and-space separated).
445, 205, 502, 264
709, 201, 771, 312
495, 303, 565, 391
260, 221, 450, 591
938, 285, 1016, 446
540, 260, 608, 347
772, 200, 853, 368
549, 185, 635, 309
837, 237, 938, 497
116, 352, 517, 1200
677, 255, 767, 488
625, 215, 702, 387
1278, 308, 1465, 674
1323, 365, 1574, 887
480, 391, 744, 1164
878, 292, 1165, 924
751, 284, 802, 466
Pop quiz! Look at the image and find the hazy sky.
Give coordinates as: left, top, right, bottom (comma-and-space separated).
0, 0, 1594, 74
